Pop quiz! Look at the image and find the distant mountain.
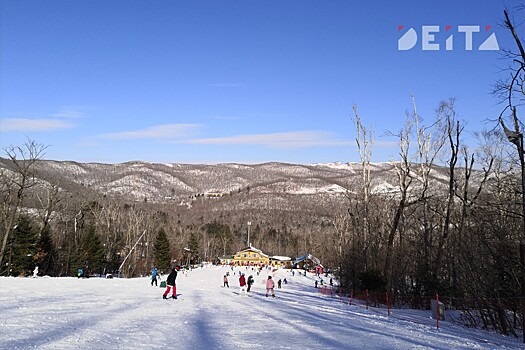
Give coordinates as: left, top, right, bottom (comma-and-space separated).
0, 158, 457, 208
0, 157, 467, 264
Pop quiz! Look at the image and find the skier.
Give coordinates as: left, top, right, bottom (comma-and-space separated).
223, 275, 229, 288
163, 267, 178, 299
247, 275, 254, 292
277, 279, 282, 289
266, 275, 275, 298
151, 267, 159, 286
239, 273, 247, 295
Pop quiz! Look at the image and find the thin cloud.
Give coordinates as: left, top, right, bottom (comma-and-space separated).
0, 118, 74, 132
52, 106, 88, 119
187, 131, 353, 148
98, 123, 202, 140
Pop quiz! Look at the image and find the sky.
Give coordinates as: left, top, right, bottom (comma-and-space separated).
0, 1, 521, 164
0, 266, 522, 349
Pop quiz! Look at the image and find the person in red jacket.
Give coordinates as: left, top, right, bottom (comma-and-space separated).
266, 275, 275, 297
239, 273, 247, 295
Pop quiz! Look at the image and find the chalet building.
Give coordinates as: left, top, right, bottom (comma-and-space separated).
293, 254, 323, 271
232, 246, 269, 266
218, 247, 298, 269
270, 255, 293, 268
217, 255, 234, 265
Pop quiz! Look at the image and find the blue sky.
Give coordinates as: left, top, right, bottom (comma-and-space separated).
0, 1, 520, 164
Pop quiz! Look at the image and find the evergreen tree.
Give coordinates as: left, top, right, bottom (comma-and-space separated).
187, 231, 200, 267
80, 225, 105, 275
10, 216, 38, 276
154, 228, 171, 271
34, 226, 56, 276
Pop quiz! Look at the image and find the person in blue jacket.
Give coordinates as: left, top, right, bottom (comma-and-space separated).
151, 267, 159, 286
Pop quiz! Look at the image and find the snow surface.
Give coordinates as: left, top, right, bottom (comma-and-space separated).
0, 266, 522, 349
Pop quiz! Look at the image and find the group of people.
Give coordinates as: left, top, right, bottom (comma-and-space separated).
151, 266, 179, 299
237, 272, 276, 297
152, 266, 290, 300
238, 273, 256, 293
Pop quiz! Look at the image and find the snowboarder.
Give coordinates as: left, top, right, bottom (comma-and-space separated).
223, 275, 229, 288
315, 280, 318, 288
247, 275, 254, 292
266, 276, 275, 297
239, 273, 247, 295
277, 279, 282, 289
163, 267, 178, 299
151, 267, 159, 286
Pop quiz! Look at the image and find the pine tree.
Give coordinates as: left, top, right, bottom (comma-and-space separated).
10, 216, 38, 276
34, 226, 56, 276
80, 225, 105, 275
187, 231, 200, 267
154, 228, 171, 271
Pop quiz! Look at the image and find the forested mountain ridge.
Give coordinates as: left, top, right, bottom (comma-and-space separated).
0, 157, 454, 205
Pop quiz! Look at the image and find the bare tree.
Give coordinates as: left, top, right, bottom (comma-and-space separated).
353, 105, 374, 265
0, 140, 47, 273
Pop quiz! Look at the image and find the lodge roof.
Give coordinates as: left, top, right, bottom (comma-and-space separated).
235, 245, 269, 258
294, 253, 322, 267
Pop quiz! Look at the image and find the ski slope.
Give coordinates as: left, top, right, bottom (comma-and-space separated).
0, 265, 522, 349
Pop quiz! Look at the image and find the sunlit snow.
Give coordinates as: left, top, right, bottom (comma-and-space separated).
0, 266, 521, 349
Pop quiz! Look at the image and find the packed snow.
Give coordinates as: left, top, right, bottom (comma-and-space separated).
0, 266, 522, 349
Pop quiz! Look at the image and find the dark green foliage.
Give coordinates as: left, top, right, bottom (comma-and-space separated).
9, 216, 38, 276
80, 225, 105, 275
34, 226, 56, 276
188, 231, 199, 254
154, 228, 171, 271
358, 270, 386, 292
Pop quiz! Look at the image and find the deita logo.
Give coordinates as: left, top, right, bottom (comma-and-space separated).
398, 25, 499, 51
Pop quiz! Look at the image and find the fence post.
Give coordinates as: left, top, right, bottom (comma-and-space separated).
436, 293, 440, 329
366, 289, 369, 310
386, 292, 390, 317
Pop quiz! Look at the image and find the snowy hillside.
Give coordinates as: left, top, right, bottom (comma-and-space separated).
0, 157, 459, 205
0, 266, 521, 349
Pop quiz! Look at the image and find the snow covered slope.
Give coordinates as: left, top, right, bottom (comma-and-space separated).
0, 266, 520, 349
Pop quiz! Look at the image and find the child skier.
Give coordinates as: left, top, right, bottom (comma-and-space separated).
247, 275, 254, 292
151, 267, 159, 286
223, 275, 229, 288
239, 273, 247, 295
266, 276, 275, 297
